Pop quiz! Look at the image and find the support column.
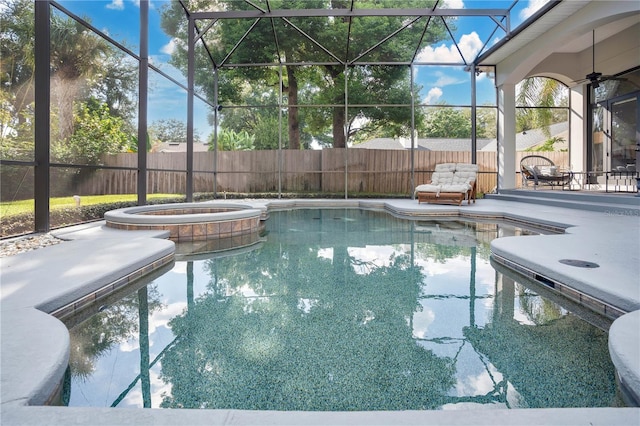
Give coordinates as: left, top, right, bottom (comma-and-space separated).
344, 64, 349, 199
410, 64, 415, 197
497, 83, 516, 191
494, 271, 515, 324
186, 17, 195, 202
213, 70, 219, 198
470, 66, 477, 164
569, 86, 586, 187
34, 0, 50, 232
278, 65, 283, 198
137, 0, 148, 205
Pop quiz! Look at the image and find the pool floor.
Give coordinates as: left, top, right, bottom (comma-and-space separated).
64, 209, 623, 410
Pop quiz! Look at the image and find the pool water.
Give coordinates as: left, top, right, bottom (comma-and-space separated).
64, 209, 623, 410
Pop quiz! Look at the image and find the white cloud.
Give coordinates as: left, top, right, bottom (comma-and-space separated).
317, 247, 333, 261
170, 262, 187, 274
161, 38, 177, 55
416, 32, 483, 63
412, 306, 436, 339
440, 0, 465, 8
348, 245, 398, 274
106, 0, 125, 10
433, 71, 463, 87
455, 365, 505, 397
520, 0, 550, 21
125, 369, 173, 408
105, 0, 151, 11
424, 87, 443, 105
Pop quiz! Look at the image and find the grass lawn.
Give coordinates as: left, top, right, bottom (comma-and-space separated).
0, 194, 182, 217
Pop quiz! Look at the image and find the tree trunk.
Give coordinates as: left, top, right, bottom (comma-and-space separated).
286, 66, 300, 150
333, 107, 346, 148
325, 65, 346, 148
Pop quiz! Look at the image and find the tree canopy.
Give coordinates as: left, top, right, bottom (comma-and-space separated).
160, 1, 448, 149
0, 0, 137, 163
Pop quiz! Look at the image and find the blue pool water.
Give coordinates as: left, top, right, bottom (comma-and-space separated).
64, 209, 622, 410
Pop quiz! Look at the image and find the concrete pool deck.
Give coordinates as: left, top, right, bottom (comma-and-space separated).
1, 197, 639, 425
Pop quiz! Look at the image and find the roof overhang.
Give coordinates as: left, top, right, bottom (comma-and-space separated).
476, 0, 640, 86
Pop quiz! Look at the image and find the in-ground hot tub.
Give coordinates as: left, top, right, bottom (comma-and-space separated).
104, 202, 265, 242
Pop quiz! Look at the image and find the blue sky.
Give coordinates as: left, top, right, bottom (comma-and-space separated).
56, 0, 549, 139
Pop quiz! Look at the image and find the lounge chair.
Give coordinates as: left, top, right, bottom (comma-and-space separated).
414, 163, 478, 206
520, 155, 573, 189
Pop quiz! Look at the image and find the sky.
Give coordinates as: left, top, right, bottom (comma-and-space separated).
55, 0, 550, 140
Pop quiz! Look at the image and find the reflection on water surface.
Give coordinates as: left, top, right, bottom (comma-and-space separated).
65, 209, 622, 410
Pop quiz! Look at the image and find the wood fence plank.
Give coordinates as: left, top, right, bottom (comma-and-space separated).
87, 150, 569, 197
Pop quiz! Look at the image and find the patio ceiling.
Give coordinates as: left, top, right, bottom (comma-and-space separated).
477, 0, 640, 65
175, 0, 559, 69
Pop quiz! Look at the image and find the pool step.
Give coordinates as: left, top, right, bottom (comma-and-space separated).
485, 189, 640, 215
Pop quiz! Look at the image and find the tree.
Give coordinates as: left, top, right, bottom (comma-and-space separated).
422, 106, 471, 138
160, 1, 446, 148
90, 51, 138, 122
150, 118, 201, 144
49, 12, 112, 141
210, 128, 255, 151
525, 136, 566, 152
473, 107, 497, 139
67, 285, 163, 380
0, 89, 36, 161
419, 105, 496, 140
52, 99, 131, 164
516, 77, 568, 137
1, 0, 138, 146
216, 89, 292, 150
0, 0, 36, 125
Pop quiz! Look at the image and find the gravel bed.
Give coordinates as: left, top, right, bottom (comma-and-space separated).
0, 233, 64, 258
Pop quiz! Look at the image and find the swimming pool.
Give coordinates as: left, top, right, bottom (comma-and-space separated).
63, 209, 622, 410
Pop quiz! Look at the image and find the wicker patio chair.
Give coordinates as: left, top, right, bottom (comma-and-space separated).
520, 155, 573, 189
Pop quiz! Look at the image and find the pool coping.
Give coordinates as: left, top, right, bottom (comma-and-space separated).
1, 198, 639, 424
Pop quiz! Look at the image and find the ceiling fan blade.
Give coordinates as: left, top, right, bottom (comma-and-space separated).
585, 71, 602, 81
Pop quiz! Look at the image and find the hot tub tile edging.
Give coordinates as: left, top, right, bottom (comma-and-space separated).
105, 203, 262, 242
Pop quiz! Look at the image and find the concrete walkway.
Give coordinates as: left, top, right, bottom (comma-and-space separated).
1, 198, 639, 425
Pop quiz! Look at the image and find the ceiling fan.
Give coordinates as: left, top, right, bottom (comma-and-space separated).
572, 30, 623, 88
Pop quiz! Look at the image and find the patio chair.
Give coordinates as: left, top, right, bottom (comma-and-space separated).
520, 155, 573, 190
414, 163, 478, 206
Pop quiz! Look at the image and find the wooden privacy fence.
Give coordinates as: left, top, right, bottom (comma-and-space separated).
73, 149, 569, 197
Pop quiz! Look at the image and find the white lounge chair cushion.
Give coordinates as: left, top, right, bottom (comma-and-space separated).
415, 184, 440, 194
440, 184, 471, 193
434, 163, 456, 172
455, 163, 478, 173
452, 171, 476, 185
431, 171, 454, 185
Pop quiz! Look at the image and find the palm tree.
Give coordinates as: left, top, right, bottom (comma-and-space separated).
516, 77, 568, 138
1, 0, 132, 145
49, 13, 111, 141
